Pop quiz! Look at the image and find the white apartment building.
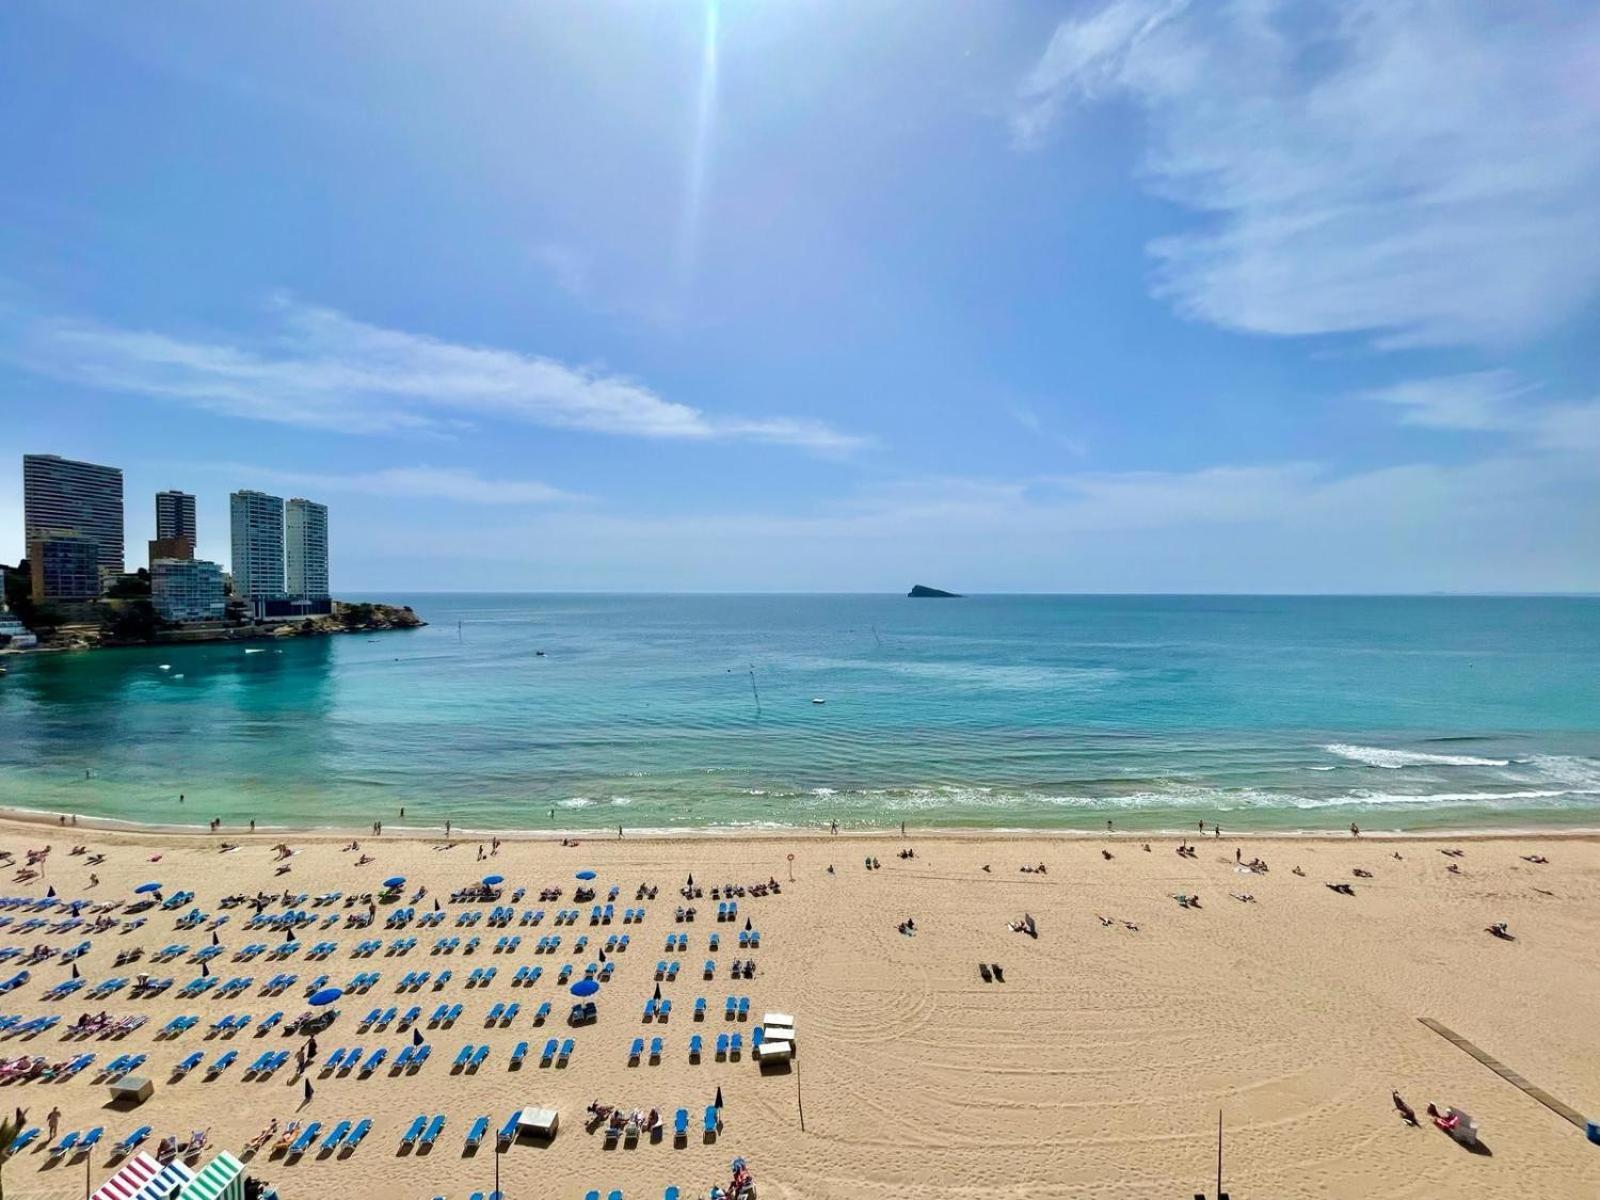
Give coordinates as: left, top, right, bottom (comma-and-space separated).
229, 490, 285, 599
151, 558, 226, 623
285, 498, 330, 599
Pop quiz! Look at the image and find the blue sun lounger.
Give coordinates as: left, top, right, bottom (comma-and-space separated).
454, 1044, 474, 1069
628, 1037, 644, 1062
174, 1051, 204, 1076
77, 1127, 104, 1155
8, 1128, 39, 1155
497, 1111, 520, 1147
112, 1125, 150, 1156
360, 1047, 386, 1074
419, 1114, 445, 1147
689, 1034, 703, 1059
716, 1033, 729, 1058
540, 1038, 558, 1065
533, 1001, 551, 1023
558, 1038, 574, 1065
649, 1036, 663, 1060
345, 1118, 372, 1149
465, 1116, 488, 1149
321, 1120, 351, 1152
674, 1108, 689, 1138
288, 1122, 321, 1155
510, 1040, 528, 1068
704, 1106, 719, 1135
400, 1115, 427, 1147
207, 1049, 238, 1076
48, 1131, 79, 1159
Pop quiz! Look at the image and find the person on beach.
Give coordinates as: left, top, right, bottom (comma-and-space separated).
1351, 822, 1360, 837
47, 1106, 60, 1139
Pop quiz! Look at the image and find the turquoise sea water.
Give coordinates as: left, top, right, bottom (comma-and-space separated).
1, 594, 1598, 833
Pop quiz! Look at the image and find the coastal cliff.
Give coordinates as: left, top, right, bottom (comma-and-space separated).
908, 584, 961, 598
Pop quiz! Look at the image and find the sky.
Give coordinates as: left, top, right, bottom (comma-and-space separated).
1, 0, 1597, 593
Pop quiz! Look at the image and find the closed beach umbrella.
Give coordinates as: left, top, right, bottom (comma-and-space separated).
715, 1086, 724, 1109
653, 982, 661, 1001
598, 948, 606, 963
135, 882, 162, 894
745, 917, 752, 931
575, 870, 597, 881
212, 931, 220, 946
46, 886, 56, 899
433, 899, 441, 912
383, 876, 405, 889
569, 979, 599, 998
687, 874, 694, 887
413, 1027, 424, 1047
201, 961, 210, 977
71, 963, 79, 979
308, 986, 342, 1007
483, 875, 504, 886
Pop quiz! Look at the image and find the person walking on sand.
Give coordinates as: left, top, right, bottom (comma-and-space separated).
47, 1106, 60, 1140
445, 820, 451, 837
618, 825, 623, 840
1350, 822, 1360, 837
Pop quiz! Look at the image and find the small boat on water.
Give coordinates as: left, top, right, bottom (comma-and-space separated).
811, 697, 826, 705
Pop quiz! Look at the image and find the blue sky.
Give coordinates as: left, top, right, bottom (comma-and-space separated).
1, 0, 1596, 592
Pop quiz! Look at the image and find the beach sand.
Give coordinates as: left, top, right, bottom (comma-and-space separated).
0, 817, 1596, 1199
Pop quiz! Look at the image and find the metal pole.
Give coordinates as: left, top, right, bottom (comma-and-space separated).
795, 1052, 805, 1132
494, 1140, 501, 1198
1216, 1109, 1223, 1199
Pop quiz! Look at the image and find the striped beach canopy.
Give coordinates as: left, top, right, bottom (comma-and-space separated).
179, 1151, 245, 1200
124, 1159, 196, 1200
91, 1153, 163, 1200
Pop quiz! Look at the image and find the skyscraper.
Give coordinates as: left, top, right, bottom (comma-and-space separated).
155, 490, 197, 543
229, 490, 285, 600
285, 498, 330, 599
22, 454, 125, 579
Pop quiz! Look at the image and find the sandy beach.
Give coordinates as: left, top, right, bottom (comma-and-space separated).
0, 816, 1595, 1200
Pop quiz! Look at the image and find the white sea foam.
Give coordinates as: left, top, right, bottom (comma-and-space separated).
558, 797, 594, 809
1323, 743, 1509, 769
1522, 754, 1600, 790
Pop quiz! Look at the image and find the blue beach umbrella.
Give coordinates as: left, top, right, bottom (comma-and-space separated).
308, 987, 342, 1007
134, 882, 163, 894
575, 870, 597, 881
482, 874, 504, 886
382, 877, 405, 889
569, 979, 599, 998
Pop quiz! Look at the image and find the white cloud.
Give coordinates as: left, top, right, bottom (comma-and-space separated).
1368, 371, 1600, 450
1013, 1, 1600, 348
6, 297, 866, 453
218, 464, 578, 505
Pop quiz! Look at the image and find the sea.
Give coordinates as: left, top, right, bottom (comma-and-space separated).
1, 594, 1598, 834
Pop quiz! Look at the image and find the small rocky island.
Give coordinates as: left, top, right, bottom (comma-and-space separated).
908, 585, 961, 598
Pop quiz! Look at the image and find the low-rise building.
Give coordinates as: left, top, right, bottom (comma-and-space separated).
151, 558, 226, 624
0, 603, 37, 648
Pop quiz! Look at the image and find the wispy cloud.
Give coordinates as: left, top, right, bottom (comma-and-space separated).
215, 464, 579, 506
347, 456, 1600, 593
1012, 1, 1600, 348
6, 296, 867, 453
1368, 371, 1600, 451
